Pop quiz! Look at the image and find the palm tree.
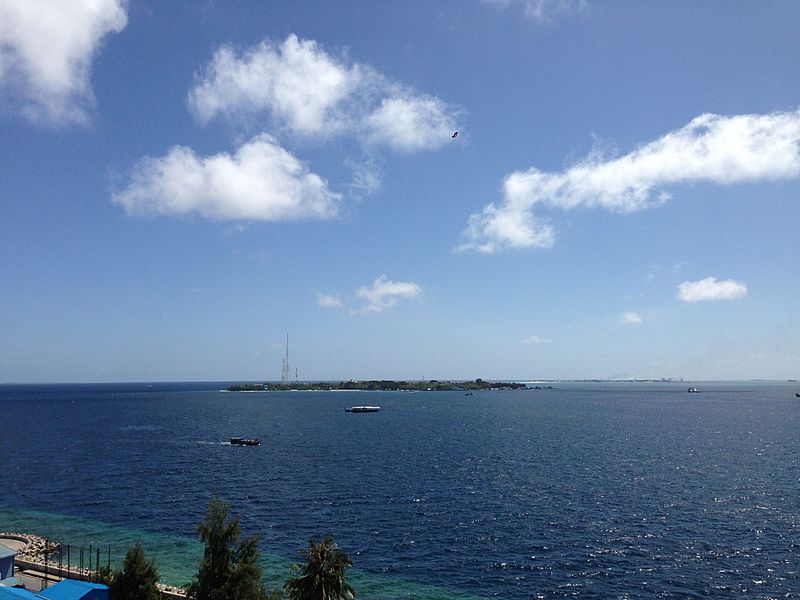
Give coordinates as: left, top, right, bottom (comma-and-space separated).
284, 536, 355, 600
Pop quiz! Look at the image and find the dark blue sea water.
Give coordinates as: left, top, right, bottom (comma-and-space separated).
1, 382, 799, 598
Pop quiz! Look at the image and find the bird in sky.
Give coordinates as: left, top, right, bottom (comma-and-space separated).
451, 131, 458, 138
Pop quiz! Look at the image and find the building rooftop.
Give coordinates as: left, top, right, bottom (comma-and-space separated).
0, 545, 17, 561
38, 580, 108, 600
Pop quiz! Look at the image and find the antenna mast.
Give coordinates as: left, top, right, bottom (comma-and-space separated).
281, 333, 290, 384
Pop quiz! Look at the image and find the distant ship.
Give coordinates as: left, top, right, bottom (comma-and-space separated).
795, 392, 800, 398
688, 387, 699, 393
345, 406, 380, 413
230, 437, 260, 446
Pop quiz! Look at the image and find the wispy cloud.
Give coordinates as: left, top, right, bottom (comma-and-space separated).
459, 109, 800, 253
355, 275, 422, 314
0, 0, 127, 125
315, 292, 344, 309
621, 311, 643, 324
482, 0, 588, 23
188, 34, 462, 151
112, 134, 340, 221
521, 334, 551, 345
677, 277, 747, 303
345, 157, 383, 198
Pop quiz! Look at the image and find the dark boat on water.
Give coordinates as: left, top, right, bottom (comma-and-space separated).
795, 393, 800, 398
345, 406, 380, 413
230, 437, 260, 446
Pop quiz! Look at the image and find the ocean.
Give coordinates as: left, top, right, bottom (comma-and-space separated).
1, 382, 798, 598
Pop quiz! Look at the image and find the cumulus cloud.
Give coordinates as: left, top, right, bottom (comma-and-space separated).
188, 35, 361, 136
621, 311, 643, 324
364, 92, 459, 152
356, 275, 422, 314
0, 0, 127, 125
188, 34, 461, 151
522, 334, 551, 345
112, 134, 340, 221
460, 109, 800, 253
315, 292, 343, 309
460, 205, 556, 252
677, 277, 747, 303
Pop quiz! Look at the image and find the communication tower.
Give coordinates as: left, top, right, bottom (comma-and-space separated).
281, 333, 290, 384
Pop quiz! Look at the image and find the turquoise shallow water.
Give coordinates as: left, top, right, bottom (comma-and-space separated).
1, 381, 799, 598
0, 506, 480, 600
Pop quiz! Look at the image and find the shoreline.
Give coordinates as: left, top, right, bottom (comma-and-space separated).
1, 531, 186, 597
0, 531, 58, 562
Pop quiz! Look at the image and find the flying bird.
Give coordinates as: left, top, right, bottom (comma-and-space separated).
451, 131, 458, 138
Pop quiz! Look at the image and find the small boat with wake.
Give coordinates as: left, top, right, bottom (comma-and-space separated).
230, 437, 261, 446
688, 387, 699, 393
795, 392, 800, 398
345, 406, 380, 413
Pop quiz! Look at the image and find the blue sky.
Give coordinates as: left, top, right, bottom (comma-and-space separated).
1, 0, 799, 383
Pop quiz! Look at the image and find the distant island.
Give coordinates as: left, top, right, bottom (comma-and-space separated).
227, 378, 536, 392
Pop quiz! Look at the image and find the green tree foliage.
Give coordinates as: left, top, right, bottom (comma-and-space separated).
235, 378, 526, 392
186, 498, 275, 600
95, 563, 113, 586
109, 543, 160, 600
284, 536, 355, 600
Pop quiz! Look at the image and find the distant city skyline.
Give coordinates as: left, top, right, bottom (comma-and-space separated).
1, 1, 799, 383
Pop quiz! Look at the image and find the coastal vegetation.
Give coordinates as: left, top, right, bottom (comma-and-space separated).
228, 378, 528, 392
284, 537, 354, 600
108, 544, 161, 600
46, 499, 355, 600
186, 498, 278, 600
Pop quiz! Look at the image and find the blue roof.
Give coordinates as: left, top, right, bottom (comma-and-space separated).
0, 579, 22, 589
0, 587, 42, 599
0, 545, 16, 560
38, 580, 108, 600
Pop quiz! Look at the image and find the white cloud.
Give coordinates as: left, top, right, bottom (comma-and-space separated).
112, 134, 340, 221
459, 205, 556, 253
188, 34, 461, 151
345, 157, 383, 198
523, 0, 588, 22
188, 35, 361, 137
0, 0, 127, 125
315, 292, 343, 309
364, 92, 459, 153
355, 275, 422, 314
522, 334, 551, 345
460, 109, 800, 253
483, 0, 588, 23
677, 277, 747, 303
621, 311, 643, 324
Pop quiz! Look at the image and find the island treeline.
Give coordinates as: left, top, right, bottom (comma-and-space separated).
228, 378, 531, 392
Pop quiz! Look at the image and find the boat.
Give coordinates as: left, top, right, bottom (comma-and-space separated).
345, 406, 380, 413
230, 437, 260, 446
687, 387, 699, 393
795, 393, 800, 398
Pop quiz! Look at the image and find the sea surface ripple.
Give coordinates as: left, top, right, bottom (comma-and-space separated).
1, 382, 799, 598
